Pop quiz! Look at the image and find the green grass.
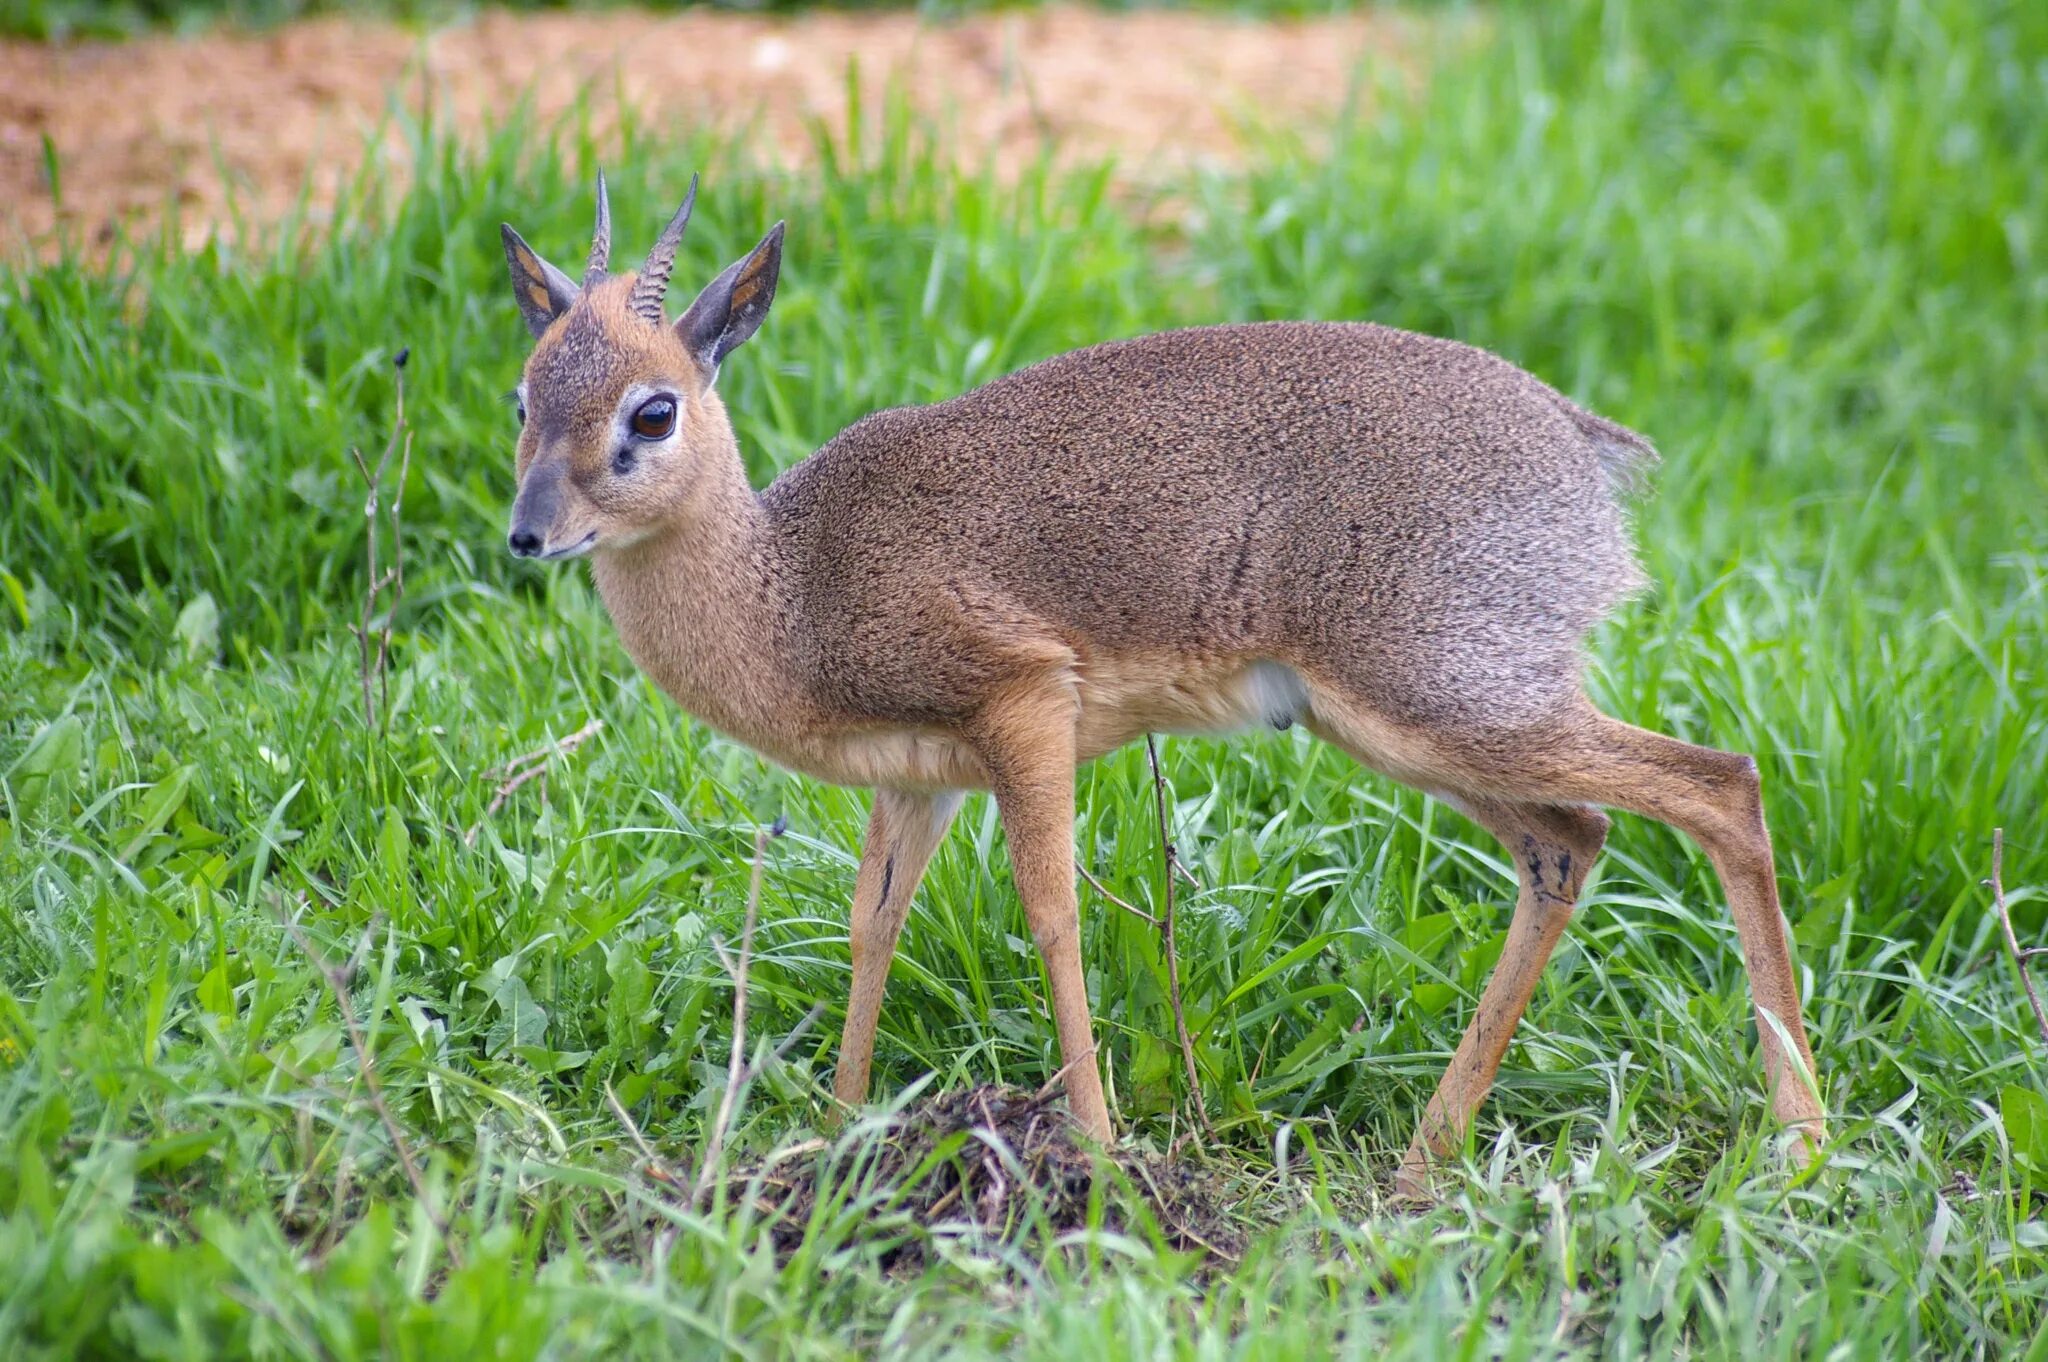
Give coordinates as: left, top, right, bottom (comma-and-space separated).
4, 0, 2047, 1355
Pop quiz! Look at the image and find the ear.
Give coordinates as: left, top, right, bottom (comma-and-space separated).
674, 222, 785, 381
501, 223, 580, 340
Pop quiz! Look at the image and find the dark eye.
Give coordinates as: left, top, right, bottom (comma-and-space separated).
515, 401, 526, 427
631, 395, 677, 441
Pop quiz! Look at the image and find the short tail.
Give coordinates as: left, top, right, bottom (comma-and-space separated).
1556, 396, 1658, 499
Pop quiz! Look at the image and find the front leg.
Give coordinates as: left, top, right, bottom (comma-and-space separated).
833, 788, 963, 1112
973, 688, 1114, 1143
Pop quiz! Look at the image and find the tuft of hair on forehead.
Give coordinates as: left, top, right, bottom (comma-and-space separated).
521, 275, 700, 424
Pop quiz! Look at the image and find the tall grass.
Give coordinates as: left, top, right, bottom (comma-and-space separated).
2, 0, 2045, 1355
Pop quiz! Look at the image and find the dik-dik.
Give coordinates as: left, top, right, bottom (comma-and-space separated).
499, 177, 1826, 1194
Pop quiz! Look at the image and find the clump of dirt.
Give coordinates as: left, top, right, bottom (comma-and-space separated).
723, 1084, 1246, 1270
1, 5, 1415, 260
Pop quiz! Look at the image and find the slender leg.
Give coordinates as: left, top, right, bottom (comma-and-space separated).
1499, 710, 1827, 1153
832, 788, 962, 1113
1309, 690, 1826, 1181
973, 688, 1113, 1142
1394, 797, 1609, 1200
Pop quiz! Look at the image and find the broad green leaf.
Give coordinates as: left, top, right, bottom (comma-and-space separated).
138, 1128, 228, 1175
377, 804, 410, 885
487, 971, 550, 1058
10, 1139, 51, 1228
120, 765, 194, 861
4, 716, 84, 820
514, 1046, 594, 1074
1399, 912, 1459, 966
1126, 1032, 1176, 1117
2001, 1084, 2048, 1177
197, 963, 235, 1019
174, 591, 220, 661
606, 941, 654, 1052
1412, 982, 1458, 1016
0, 569, 28, 629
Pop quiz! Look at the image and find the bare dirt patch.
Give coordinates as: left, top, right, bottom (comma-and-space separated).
0, 6, 1411, 259
712, 1084, 1249, 1270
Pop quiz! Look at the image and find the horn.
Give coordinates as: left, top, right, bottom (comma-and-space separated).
584, 169, 612, 286
628, 173, 699, 325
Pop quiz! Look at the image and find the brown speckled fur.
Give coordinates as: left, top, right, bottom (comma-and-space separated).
772, 321, 1649, 732
500, 191, 1826, 1192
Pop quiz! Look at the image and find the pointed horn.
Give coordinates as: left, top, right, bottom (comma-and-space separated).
629, 173, 699, 325
584, 169, 612, 286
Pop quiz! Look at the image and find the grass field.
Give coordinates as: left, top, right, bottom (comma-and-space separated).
4, 0, 2047, 1355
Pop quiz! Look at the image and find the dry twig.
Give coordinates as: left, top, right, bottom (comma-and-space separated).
463, 718, 605, 845
348, 347, 413, 736
1989, 827, 2048, 1051
1033, 1040, 1104, 1106
605, 1082, 681, 1187
1078, 862, 1159, 929
1073, 740, 1214, 1135
693, 816, 789, 1205
760, 1001, 829, 1071
1145, 735, 1216, 1140
282, 908, 453, 1248
1133, 1156, 1242, 1265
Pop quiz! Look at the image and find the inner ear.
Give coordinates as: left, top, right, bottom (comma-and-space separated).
673, 222, 785, 382
502, 224, 580, 340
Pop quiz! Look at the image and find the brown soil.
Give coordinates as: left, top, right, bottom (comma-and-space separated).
714, 1084, 1248, 1270
0, 6, 1412, 260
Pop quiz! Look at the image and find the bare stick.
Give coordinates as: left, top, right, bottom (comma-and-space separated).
463, 718, 605, 845
480, 718, 606, 783
1132, 1156, 1241, 1265
282, 910, 451, 1245
759, 1001, 827, 1072
1990, 828, 2048, 1051
1078, 862, 1160, 929
1146, 735, 1216, 1139
374, 431, 412, 735
348, 347, 411, 735
694, 817, 788, 1205
605, 1082, 681, 1187
1033, 1040, 1103, 1106
347, 436, 379, 733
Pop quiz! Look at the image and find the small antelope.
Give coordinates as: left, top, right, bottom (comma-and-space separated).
500, 177, 1826, 1194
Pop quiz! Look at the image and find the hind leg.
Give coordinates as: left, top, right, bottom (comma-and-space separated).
1394, 796, 1609, 1200
1307, 687, 1825, 1183
1514, 711, 1826, 1151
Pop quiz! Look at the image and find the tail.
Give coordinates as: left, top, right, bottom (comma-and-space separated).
1543, 390, 1657, 608
1554, 394, 1658, 500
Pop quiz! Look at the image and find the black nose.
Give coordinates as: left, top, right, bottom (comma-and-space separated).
508, 528, 542, 557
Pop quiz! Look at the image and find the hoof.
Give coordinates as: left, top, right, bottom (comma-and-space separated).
1783, 1116, 1828, 1170
1390, 1153, 1436, 1206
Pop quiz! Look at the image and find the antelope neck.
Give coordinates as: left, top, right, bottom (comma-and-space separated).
588, 469, 805, 746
